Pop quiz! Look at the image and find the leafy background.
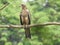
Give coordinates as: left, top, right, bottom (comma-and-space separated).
0, 0, 60, 45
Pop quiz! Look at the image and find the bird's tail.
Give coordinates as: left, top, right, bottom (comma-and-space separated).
24, 27, 31, 39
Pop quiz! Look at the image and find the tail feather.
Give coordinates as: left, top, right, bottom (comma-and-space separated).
24, 28, 31, 38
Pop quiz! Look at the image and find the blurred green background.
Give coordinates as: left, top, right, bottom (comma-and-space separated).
0, 0, 60, 45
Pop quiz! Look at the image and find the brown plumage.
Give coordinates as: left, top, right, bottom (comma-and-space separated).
20, 4, 31, 38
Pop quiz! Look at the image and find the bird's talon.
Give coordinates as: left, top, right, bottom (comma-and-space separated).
26, 25, 27, 28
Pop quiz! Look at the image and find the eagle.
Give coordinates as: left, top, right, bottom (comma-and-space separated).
20, 4, 31, 38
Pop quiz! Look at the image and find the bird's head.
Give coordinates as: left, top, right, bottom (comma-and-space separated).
21, 3, 27, 9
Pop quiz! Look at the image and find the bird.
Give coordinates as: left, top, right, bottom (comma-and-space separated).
20, 4, 31, 39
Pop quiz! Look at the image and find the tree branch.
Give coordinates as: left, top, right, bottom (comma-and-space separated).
0, 22, 60, 28
0, 3, 9, 11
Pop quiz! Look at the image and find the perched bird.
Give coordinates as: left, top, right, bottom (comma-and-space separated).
20, 4, 31, 38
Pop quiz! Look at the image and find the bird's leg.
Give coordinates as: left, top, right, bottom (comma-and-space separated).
25, 25, 28, 28
24, 24, 26, 29
24, 24, 28, 29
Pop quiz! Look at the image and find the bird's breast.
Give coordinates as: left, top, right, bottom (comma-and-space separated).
21, 10, 28, 16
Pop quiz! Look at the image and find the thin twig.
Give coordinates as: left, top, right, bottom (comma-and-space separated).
0, 3, 9, 11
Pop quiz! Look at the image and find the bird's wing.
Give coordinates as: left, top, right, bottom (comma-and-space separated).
20, 13, 23, 25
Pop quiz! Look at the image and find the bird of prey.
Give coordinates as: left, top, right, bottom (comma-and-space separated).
20, 4, 31, 38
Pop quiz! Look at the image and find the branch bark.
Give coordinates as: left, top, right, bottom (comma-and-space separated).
0, 22, 60, 28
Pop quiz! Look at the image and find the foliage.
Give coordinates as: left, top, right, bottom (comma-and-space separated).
0, 0, 60, 45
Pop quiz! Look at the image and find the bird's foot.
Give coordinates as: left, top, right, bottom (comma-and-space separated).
26, 25, 28, 28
